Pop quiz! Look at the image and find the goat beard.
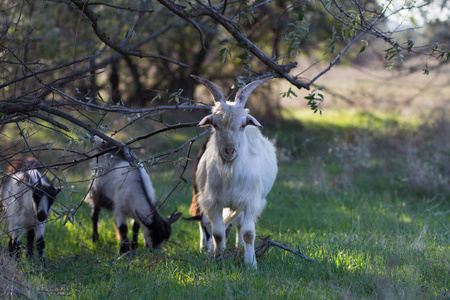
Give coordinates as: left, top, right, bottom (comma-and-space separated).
218, 159, 233, 180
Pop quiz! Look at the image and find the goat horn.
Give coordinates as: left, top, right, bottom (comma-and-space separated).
191, 75, 226, 104
235, 77, 272, 107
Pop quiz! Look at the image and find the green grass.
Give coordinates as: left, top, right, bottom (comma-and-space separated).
1, 108, 449, 299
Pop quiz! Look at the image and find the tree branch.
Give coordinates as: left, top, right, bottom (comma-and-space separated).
37, 104, 138, 165
156, 0, 207, 51
255, 235, 315, 262
69, 0, 189, 67
308, 30, 365, 87
0, 99, 41, 115
0, 54, 98, 90
190, 0, 310, 90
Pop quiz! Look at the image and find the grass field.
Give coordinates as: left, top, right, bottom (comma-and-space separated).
1, 106, 449, 299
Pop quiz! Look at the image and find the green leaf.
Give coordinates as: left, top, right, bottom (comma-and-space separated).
280, 87, 298, 99
409, 16, 418, 27
296, 7, 304, 21
406, 40, 414, 52
125, 27, 136, 38
219, 47, 231, 63
180, 177, 188, 184
238, 53, 248, 60
237, 40, 248, 48
386, 63, 395, 72
288, 88, 297, 98
359, 40, 368, 53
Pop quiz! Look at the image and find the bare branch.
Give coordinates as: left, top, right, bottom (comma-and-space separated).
125, 122, 201, 146
255, 236, 315, 263
0, 54, 99, 90
189, 0, 310, 90
156, 0, 207, 51
28, 111, 70, 132
0, 99, 41, 115
68, 0, 189, 67
86, 2, 154, 13
308, 30, 366, 87
36, 104, 138, 165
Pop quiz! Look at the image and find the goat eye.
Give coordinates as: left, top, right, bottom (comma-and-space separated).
240, 124, 246, 131
213, 125, 219, 130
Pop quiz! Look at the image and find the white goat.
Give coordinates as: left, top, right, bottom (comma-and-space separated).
88, 140, 182, 254
1, 158, 60, 265
191, 75, 278, 269
185, 139, 233, 251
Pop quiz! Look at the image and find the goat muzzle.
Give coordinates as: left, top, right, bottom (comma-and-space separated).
221, 145, 237, 161
37, 211, 47, 222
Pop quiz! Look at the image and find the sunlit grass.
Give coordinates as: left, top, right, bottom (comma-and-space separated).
281, 107, 422, 132
1, 106, 449, 299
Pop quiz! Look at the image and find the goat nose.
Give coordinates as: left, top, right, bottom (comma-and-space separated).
225, 146, 235, 156
37, 211, 47, 222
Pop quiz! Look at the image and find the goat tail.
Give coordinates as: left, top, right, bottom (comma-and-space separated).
223, 208, 240, 226
138, 167, 156, 205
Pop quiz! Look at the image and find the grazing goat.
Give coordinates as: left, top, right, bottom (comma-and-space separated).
1, 158, 60, 264
88, 140, 182, 254
191, 75, 278, 269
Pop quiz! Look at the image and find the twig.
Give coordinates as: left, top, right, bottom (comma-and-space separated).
86, 2, 154, 13
133, 127, 211, 225
37, 104, 138, 165
157, 0, 207, 51
308, 30, 365, 87
255, 235, 315, 262
0, 54, 98, 89
69, 0, 189, 67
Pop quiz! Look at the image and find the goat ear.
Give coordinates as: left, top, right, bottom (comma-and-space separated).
183, 215, 203, 222
136, 210, 153, 226
168, 211, 182, 225
198, 115, 213, 127
246, 115, 262, 128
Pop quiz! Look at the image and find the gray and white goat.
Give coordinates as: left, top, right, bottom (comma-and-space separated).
88, 140, 182, 254
191, 75, 278, 269
1, 158, 60, 264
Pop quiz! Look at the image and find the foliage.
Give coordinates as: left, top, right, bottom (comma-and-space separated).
304, 89, 324, 115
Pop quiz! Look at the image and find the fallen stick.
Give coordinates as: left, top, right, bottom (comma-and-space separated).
255, 236, 315, 263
